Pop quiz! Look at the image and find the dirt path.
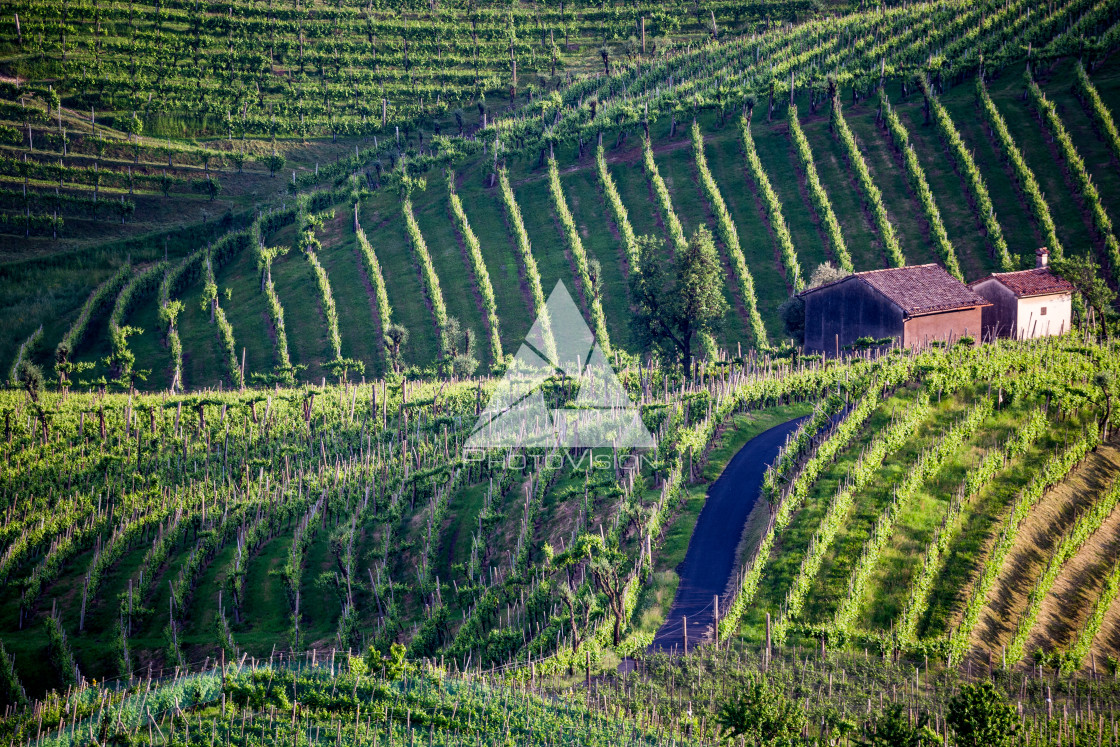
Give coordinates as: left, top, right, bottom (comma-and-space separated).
649, 415, 808, 652
970, 440, 1120, 661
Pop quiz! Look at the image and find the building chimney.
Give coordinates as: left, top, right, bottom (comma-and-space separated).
1036, 247, 1049, 269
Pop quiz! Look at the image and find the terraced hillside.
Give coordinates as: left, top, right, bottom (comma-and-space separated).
4, 0, 1120, 381
0, 337, 1116, 704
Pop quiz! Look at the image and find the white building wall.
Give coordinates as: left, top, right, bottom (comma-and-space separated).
1015, 293, 1071, 339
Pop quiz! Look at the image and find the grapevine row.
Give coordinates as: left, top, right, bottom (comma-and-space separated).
401, 196, 450, 357
690, 120, 768, 349
739, 118, 805, 292
446, 169, 503, 364
1025, 71, 1120, 281
787, 105, 853, 272
832, 397, 994, 634
595, 144, 641, 273
879, 91, 963, 280
1074, 61, 1120, 172
773, 395, 931, 644
1005, 476, 1120, 665
830, 98, 906, 268
496, 166, 557, 363
976, 77, 1064, 260
925, 85, 1014, 271
355, 222, 394, 364
895, 407, 1047, 643
546, 156, 611, 355
946, 429, 1101, 664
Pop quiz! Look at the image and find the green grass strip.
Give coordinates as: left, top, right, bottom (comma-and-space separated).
1026, 70, 1120, 282
788, 105, 853, 272
976, 77, 1063, 261
830, 98, 906, 268
946, 429, 1102, 664
691, 120, 768, 350
1006, 475, 1120, 665
880, 91, 963, 280
896, 407, 1047, 643
740, 118, 805, 292
546, 156, 611, 355
927, 85, 1015, 271
447, 169, 503, 363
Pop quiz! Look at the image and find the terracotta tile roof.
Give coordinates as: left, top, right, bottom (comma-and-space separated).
804, 264, 989, 316
969, 268, 1076, 298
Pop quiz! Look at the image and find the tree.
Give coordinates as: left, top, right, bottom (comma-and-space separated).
715, 678, 806, 746
947, 682, 1019, 747
15, 360, 43, 403
160, 300, 183, 333
364, 642, 410, 682
630, 227, 728, 368
45, 88, 61, 119
808, 262, 850, 288
122, 111, 143, 142
54, 343, 92, 393
572, 534, 629, 646
262, 152, 285, 178
385, 323, 410, 373
325, 357, 365, 385
1051, 255, 1115, 339
598, 45, 611, 75
859, 703, 937, 747
443, 316, 478, 378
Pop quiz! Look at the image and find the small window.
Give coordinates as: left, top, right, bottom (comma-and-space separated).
1040, 307, 1047, 316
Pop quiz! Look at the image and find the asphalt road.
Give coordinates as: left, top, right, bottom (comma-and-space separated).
649, 415, 809, 652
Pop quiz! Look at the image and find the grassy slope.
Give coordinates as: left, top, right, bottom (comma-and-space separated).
454, 163, 536, 353
892, 95, 997, 281
127, 292, 172, 390
1043, 58, 1120, 267
987, 63, 1097, 262
508, 164, 570, 317
701, 123, 789, 340
859, 403, 1028, 632
801, 389, 965, 625
558, 147, 635, 351
34, 63, 1120, 387
316, 217, 385, 379
357, 200, 441, 369
751, 113, 834, 274
917, 428, 1077, 640
1028, 443, 1120, 662
216, 245, 279, 382
941, 88, 1043, 271
843, 99, 938, 267
652, 126, 746, 350
411, 185, 491, 369
177, 269, 225, 390
798, 107, 883, 271
269, 242, 331, 384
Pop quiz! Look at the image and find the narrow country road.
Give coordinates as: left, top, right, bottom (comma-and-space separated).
649, 415, 809, 653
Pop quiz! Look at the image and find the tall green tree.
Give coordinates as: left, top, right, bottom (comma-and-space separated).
859, 703, 937, 747
715, 678, 806, 746
1051, 255, 1116, 339
947, 682, 1019, 747
629, 227, 727, 368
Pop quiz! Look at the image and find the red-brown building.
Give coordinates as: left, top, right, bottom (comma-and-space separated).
801, 264, 991, 355
968, 248, 1075, 340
